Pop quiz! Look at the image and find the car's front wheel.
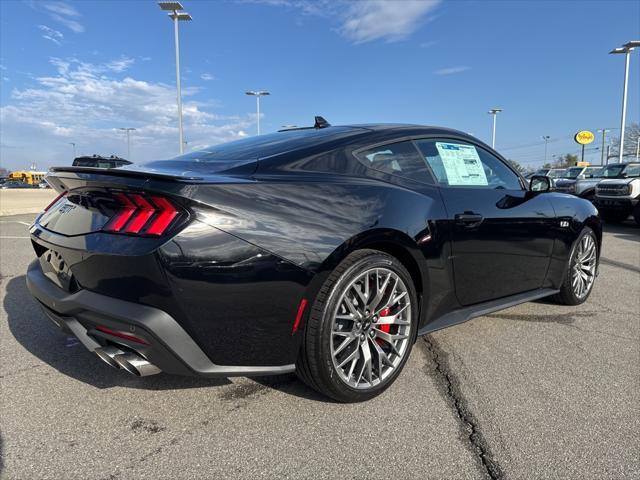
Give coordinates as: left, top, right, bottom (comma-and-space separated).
296, 249, 418, 402
551, 227, 598, 305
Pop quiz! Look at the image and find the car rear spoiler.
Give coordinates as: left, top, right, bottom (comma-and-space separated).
45, 166, 255, 194
48, 166, 204, 182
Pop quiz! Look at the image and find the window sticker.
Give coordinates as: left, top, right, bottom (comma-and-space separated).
435, 142, 488, 186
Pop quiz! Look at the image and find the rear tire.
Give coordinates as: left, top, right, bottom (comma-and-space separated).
550, 227, 598, 305
296, 249, 418, 402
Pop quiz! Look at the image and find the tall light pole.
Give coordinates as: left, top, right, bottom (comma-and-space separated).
541, 135, 550, 164
597, 129, 611, 165
488, 108, 502, 148
610, 41, 640, 163
245, 91, 270, 135
68, 142, 76, 158
159, 2, 192, 154
119, 127, 136, 160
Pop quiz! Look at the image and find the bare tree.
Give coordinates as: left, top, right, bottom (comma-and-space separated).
610, 122, 640, 160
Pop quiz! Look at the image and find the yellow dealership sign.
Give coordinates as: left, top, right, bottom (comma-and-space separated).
574, 130, 595, 145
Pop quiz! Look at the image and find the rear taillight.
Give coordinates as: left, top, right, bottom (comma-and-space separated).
44, 191, 67, 212
95, 325, 149, 345
104, 191, 182, 236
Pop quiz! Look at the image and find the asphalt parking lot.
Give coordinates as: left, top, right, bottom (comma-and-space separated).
0, 213, 638, 480
0, 190, 57, 216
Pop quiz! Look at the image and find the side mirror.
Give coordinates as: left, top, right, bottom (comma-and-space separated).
529, 175, 552, 193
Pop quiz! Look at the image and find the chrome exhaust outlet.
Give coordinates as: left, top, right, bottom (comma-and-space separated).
94, 346, 125, 369
113, 352, 161, 377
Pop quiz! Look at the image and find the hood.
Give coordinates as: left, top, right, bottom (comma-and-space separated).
597, 178, 636, 186
575, 177, 602, 186
555, 179, 576, 186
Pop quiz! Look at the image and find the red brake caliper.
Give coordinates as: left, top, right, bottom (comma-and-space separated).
376, 307, 391, 346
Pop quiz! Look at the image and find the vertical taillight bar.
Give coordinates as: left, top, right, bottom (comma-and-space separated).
103, 191, 181, 236
145, 196, 179, 235
104, 192, 137, 232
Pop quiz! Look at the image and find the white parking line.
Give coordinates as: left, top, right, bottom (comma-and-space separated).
0, 236, 30, 239
0, 221, 31, 226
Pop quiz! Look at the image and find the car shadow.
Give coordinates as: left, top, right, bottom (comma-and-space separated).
4, 275, 231, 391
5, 275, 326, 400
602, 220, 640, 243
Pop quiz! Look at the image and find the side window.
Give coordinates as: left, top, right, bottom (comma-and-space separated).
415, 139, 522, 190
623, 164, 640, 177
355, 141, 433, 184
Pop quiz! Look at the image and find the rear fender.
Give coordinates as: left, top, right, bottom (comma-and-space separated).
301, 228, 432, 335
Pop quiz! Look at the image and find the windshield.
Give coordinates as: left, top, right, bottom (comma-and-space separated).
622, 164, 640, 177
583, 167, 601, 177
564, 167, 584, 178
547, 169, 566, 178
599, 164, 625, 177
73, 158, 117, 168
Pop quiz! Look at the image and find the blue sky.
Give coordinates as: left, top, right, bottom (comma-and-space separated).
0, 0, 639, 171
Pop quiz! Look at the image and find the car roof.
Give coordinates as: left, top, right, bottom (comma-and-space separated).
169, 124, 482, 162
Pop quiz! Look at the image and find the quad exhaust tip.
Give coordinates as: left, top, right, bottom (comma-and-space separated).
94, 347, 161, 377
113, 352, 161, 377
94, 346, 125, 369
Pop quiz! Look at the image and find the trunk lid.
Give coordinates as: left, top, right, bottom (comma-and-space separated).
40, 163, 254, 237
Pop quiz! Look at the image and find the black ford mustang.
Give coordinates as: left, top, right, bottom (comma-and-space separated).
27, 120, 601, 402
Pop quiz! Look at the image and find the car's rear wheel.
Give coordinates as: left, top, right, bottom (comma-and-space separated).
551, 227, 598, 305
296, 249, 418, 402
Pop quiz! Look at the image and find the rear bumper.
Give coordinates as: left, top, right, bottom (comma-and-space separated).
26, 260, 295, 377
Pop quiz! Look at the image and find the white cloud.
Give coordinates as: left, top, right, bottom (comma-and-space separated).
419, 40, 438, 48
200, 73, 215, 81
106, 57, 135, 73
0, 57, 254, 169
253, 0, 441, 44
38, 25, 64, 45
434, 66, 471, 75
340, 0, 441, 44
50, 13, 84, 33
43, 2, 80, 18
41, 2, 85, 33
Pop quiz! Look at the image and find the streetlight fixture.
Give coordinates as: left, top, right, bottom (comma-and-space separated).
119, 127, 136, 160
245, 91, 270, 135
488, 108, 502, 148
609, 41, 640, 163
68, 142, 76, 158
158, 1, 192, 154
541, 135, 550, 163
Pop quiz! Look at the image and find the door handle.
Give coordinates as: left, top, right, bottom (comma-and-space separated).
454, 212, 484, 227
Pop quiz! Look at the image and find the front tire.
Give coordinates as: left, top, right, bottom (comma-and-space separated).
633, 204, 640, 226
551, 227, 598, 305
296, 249, 418, 402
